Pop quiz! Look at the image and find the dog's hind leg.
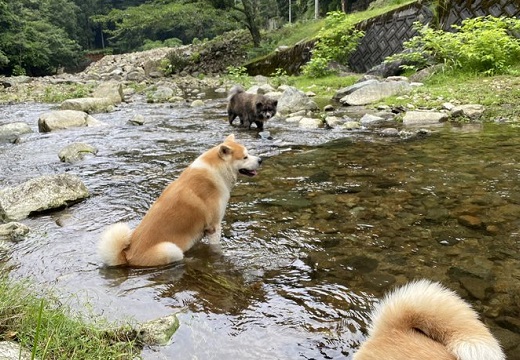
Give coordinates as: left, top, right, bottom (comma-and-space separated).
133, 242, 184, 267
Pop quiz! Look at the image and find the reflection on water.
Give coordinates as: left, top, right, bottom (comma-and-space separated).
1, 99, 519, 358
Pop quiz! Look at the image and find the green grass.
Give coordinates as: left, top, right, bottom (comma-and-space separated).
290, 73, 360, 97
379, 66, 520, 122
0, 277, 140, 360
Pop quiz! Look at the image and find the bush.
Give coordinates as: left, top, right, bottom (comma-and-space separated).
387, 16, 520, 75
302, 11, 364, 78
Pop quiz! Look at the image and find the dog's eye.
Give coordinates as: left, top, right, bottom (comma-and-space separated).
243, 156, 248, 159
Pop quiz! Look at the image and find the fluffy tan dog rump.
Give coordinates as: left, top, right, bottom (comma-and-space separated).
97, 134, 261, 267
354, 279, 505, 360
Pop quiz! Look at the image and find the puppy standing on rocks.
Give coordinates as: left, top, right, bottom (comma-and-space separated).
227, 85, 278, 130
97, 134, 262, 267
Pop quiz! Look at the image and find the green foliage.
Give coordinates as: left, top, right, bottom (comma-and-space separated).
0, 276, 140, 359
301, 11, 364, 78
388, 16, 520, 76
0, 0, 83, 76
140, 38, 183, 51
270, 67, 290, 87
92, 1, 241, 53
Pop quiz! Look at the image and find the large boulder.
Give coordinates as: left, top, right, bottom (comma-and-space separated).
402, 110, 449, 126
277, 86, 318, 114
0, 173, 89, 221
339, 80, 412, 106
137, 313, 180, 346
59, 97, 115, 113
38, 110, 104, 132
0, 122, 32, 143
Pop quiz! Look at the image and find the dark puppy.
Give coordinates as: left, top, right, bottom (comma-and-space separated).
227, 85, 278, 130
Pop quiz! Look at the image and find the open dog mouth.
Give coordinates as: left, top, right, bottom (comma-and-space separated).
239, 168, 258, 177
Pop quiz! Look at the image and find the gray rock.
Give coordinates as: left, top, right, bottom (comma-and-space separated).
138, 313, 180, 346
0, 123, 32, 137
128, 114, 146, 126
339, 81, 412, 106
0, 222, 30, 241
38, 110, 103, 132
92, 81, 124, 104
333, 79, 380, 100
360, 113, 388, 128
402, 111, 449, 126
58, 143, 98, 163
450, 104, 485, 120
299, 117, 322, 129
190, 99, 204, 107
60, 97, 116, 113
0, 341, 32, 360
0, 173, 89, 221
151, 86, 175, 102
277, 86, 318, 114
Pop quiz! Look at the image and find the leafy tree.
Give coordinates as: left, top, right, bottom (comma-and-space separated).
0, 0, 84, 75
92, 0, 241, 53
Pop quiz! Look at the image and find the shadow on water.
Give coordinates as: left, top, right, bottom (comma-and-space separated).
1, 99, 519, 358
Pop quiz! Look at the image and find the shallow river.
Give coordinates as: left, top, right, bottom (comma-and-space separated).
1, 97, 519, 359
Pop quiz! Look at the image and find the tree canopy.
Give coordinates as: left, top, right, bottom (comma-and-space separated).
0, 0, 347, 76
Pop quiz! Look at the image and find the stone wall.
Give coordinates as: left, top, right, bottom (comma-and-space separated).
348, 2, 434, 73
439, 0, 520, 30
348, 0, 520, 73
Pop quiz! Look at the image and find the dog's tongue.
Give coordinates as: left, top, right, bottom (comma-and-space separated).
239, 169, 257, 177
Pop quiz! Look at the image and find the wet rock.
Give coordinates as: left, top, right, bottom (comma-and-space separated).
323, 104, 335, 112
0, 341, 32, 360
0, 122, 32, 143
58, 142, 98, 163
458, 214, 482, 229
339, 80, 411, 106
402, 110, 449, 126
299, 117, 322, 129
0, 222, 30, 241
380, 128, 399, 137
0, 173, 89, 221
342, 121, 361, 130
496, 316, 520, 334
92, 81, 124, 104
128, 114, 146, 126
450, 104, 485, 120
60, 97, 116, 113
151, 86, 175, 103
459, 276, 490, 300
137, 313, 180, 346
342, 255, 379, 273
360, 113, 388, 128
38, 110, 104, 132
277, 86, 318, 115
190, 99, 204, 107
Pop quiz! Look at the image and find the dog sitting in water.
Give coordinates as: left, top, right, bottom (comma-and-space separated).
97, 134, 262, 267
354, 279, 505, 360
227, 85, 278, 130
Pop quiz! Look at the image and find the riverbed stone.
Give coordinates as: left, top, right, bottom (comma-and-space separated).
333, 79, 380, 101
277, 86, 318, 114
38, 110, 104, 132
60, 97, 116, 113
450, 104, 485, 120
58, 142, 98, 163
0, 222, 30, 241
92, 81, 124, 104
137, 313, 180, 346
402, 110, 449, 126
339, 80, 411, 106
458, 214, 482, 229
0, 122, 32, 137
299, 117, 322, 129
0, 173, 89, 221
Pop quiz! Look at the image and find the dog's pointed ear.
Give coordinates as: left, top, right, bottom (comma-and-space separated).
219, 144, 233, 159
273, 100, 278, 107
225, 134, 235, 142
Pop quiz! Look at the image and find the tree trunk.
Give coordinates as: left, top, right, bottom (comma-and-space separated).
241, 0, 261, 47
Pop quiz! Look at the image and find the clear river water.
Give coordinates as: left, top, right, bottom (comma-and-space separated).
1, 97, 519, 359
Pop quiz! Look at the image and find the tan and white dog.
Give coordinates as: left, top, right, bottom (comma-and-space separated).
354, 279, 505, 360
97, 134, 261, 267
